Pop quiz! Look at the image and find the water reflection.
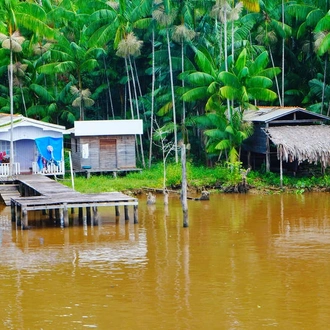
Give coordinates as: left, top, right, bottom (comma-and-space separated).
1, 193, 330, 329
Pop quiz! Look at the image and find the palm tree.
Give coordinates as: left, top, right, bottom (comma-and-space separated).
116, 32, 146, 168
70, 86, 95, 121
153, 0, 179, 163
0, 0, 53, 175
219, 48, 279, 113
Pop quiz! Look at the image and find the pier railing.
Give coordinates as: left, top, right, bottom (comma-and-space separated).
0, 163, 20, 177
32, 161, 65, 176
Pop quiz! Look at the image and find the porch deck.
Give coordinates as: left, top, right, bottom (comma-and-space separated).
8, 175, 138, 229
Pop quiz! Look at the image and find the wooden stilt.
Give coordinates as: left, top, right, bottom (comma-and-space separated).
115, 205, 120, 217
63, 203, 69, 227
280, 144, 283, 188
133, 205, 138, 224
86, 207, 91, 226
124, 205, 129, 221
55, 209, 60, 225
11, 202, 15, 222
78, 208, 83, 225
59, 208, 64, 227
17, 204, 22, 228
22, 208, 28, 230
92, 206, 98, 226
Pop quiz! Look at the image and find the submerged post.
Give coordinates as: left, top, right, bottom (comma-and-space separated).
181, 144, 188, 227
124, 205, 129, 221
63, 203, 69, 227
133, 204, 138, 224
92, 206, 98, 226
115, 205, 120, 217
22, 208, 28, 230
86, 207, 91, 226
279, 144, 283, 188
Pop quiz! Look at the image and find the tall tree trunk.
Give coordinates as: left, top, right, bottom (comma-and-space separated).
103, 56, 115, 119
181, 41, 186, 142
149, 29, 156, 168
269, 45, 282, 105
281, 0, 285, 107
9, 47, 14, 175
167, 28, 178, 163
129, 55, 146, 168
322, 53, 328, 114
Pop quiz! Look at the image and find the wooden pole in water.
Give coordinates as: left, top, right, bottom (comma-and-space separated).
22, 208, 28, 230
280, 144, 283, 188
78, 208, 83, 225
115, 205, 120, 217
11, 201, 15, 222
63, 203, 69, 227
124, 205, 129, 221
17, 204, 22, 228
92, 206, 98, 226
86, 207, 91, 225
133, 205, 138, 224
181, 144, 188, 227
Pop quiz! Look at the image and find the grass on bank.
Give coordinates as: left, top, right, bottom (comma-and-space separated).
62, 162, 330, 194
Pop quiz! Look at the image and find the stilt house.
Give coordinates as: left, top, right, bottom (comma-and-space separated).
0, 113, 66, 176
242, 107, 330, 173
69, 119, 143, 173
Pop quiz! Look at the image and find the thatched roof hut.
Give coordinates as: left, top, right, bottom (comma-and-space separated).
242, 107, 330, 173
264, 125, 330, 168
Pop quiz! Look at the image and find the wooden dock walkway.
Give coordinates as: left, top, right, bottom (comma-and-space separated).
5, 175, 138, 229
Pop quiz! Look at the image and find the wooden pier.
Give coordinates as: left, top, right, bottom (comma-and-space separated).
5, 175, 138, 229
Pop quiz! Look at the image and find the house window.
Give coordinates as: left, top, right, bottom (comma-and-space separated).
0, 141, 16, 158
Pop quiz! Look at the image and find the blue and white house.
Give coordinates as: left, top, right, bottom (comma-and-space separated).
0, 113, 66, 176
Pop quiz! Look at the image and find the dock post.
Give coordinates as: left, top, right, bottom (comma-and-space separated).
133, 205, 138, 224
78, 208, 83, 225
17, 204, 22, 228
59, 208, 64, 227
124, 205, 129, 221
11, 201, 15, 222
86, 207, 91, 226
55, 209, 60, 225
92, 206, 98, 226
115, 205, 120, 217
49, 209, 53, 221
63, 203, 69, 227
22, 208, 28, 230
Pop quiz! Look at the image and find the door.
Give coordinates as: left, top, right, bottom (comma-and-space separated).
99, 139, 117, 170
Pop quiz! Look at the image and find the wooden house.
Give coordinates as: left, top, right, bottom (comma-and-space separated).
242, 106, 330, 174
0, 113, 66, 176
69, 119, 143, 174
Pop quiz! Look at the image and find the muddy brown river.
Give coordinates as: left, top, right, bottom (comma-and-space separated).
1, 192, 330, 329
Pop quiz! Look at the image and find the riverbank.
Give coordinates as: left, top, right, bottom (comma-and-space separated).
63, 162, 330, 196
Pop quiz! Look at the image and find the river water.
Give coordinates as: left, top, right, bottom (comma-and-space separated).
1, 192, 330, 329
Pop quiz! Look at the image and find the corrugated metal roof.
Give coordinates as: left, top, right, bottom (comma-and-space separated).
0, 113, 66, 132
72, 119, 143, 136
243, 106, 330, 123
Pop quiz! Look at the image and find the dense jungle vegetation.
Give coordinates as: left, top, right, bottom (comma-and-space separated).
1, 0, 330, 169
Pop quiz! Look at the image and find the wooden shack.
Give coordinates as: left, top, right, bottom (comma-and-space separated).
70, 119, 143, 174
242, 106, 330, 173
0, 113, 66, 176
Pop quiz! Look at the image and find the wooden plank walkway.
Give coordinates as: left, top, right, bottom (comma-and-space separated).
9, 175, 138, 229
